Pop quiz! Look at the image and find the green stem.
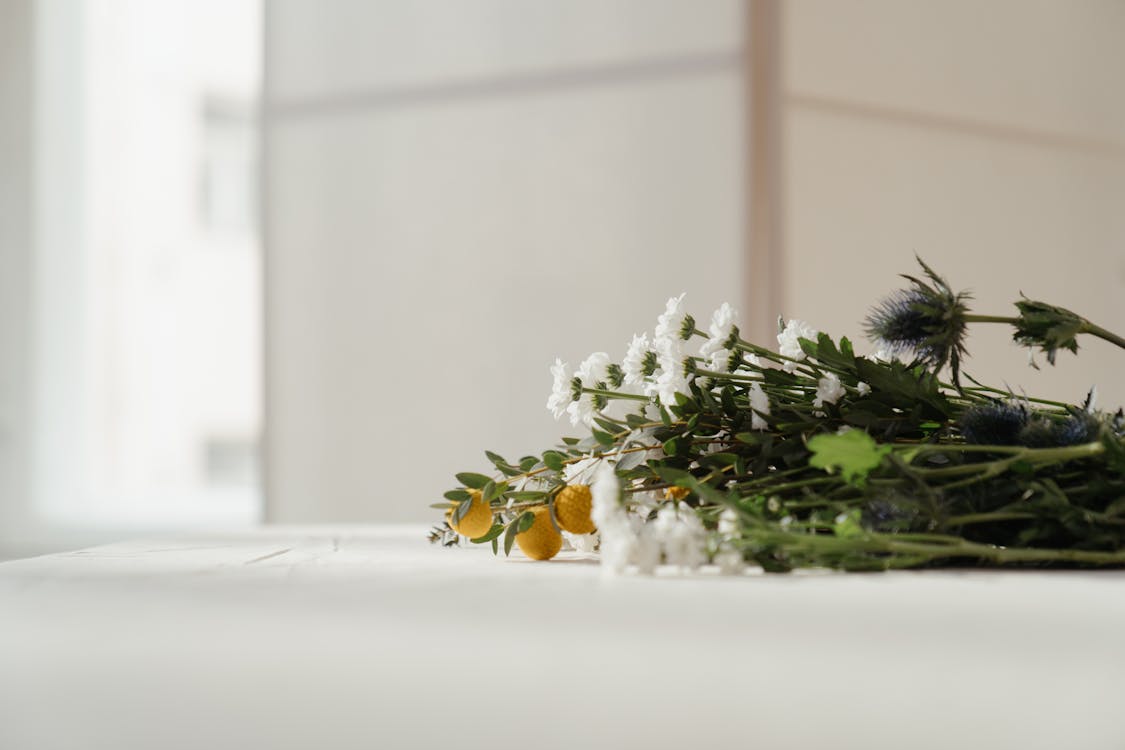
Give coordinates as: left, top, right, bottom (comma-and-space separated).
582, 387, 649, 402
1083, 321, 1125, 352
965, 314, 1020, 325
912, 441, 1104, 479
944, 512, 1037, 526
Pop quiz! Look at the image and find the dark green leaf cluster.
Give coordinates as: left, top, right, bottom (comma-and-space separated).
1013, 298, 1084, 366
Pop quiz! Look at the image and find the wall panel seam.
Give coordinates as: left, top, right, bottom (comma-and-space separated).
269, 50, 741, 120
789, 92, 1125, 162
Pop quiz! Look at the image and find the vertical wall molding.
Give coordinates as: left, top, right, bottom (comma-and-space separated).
745, 0, 784, 345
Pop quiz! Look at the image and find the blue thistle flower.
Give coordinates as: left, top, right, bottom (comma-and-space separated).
959, 401, 1027, 445
1054, 411, 1099, 446
866, 257, 971, 386
1016, 418, 1058, 448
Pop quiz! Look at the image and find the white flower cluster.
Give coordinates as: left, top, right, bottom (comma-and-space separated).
698, 302, 738, 374
547, 295, 776, 429
590, 463, 744, 577
777, 318, 818, 372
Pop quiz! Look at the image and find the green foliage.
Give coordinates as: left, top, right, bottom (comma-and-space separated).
1013, 297, 1084, 366
808, 430, 892, 486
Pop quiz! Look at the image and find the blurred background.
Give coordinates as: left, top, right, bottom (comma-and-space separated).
0, 0, 1122, 558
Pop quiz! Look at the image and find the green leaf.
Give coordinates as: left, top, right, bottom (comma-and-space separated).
491, 537, 499, 555
593, 417, 622, 435
429, 502, 454, 510
653, 465, 692, 485
625, 413, 648, 429
815, 333, 857, 372
833, 509, 866, 539
807, 430, 891, 486
470, 523, 505, 543
485, 450, 520, 475
505, 490, 547, 501
503, 520, 520, 556
455, 472, 491, 490
720, 387, 739, 418
482, 480, 505, 503
442, 489, 471, 502
591, 428, 615, 447
542, 451, 565, 471
663, 436, 683, 456
516, 510, 535, 533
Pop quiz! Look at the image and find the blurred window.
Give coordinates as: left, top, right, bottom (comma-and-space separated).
33, 0, 262, 528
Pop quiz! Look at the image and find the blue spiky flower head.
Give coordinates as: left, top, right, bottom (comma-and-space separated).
865, 257, 971, 386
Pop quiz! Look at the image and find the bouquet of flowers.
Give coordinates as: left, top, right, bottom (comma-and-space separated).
430, 259, 1125, 574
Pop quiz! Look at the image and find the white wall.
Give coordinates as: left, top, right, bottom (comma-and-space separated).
783, 0, 1125, 408
0, 0, 34, 545
264, 1, 748, 522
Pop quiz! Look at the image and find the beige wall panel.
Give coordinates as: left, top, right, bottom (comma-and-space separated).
268, 73, 745, 522
784, 107, 1125, 407
268, 0, 743, 101
785, 0, 1125, 144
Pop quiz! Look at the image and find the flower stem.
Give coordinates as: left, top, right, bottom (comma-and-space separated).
964, 314, 1020, 325
1083, 321, 1125, 351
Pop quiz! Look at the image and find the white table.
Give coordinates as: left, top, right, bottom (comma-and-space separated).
1, 526, 1123, 749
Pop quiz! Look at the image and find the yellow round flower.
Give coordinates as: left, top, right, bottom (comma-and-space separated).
447, 490, 493, 539
516, 506, 563, 561
554, 484, 596, 534
664, 486, 690, 501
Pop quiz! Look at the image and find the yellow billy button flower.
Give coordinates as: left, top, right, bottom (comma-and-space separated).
664, 486, 690, 501
554, 484, 596, 534
447, 489, 493, 539
515, 506, 563, 561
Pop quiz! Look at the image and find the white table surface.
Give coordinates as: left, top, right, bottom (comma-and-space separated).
1, 525, 1123, 750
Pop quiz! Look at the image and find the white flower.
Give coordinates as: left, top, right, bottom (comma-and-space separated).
655, 366, 689, 408
870, 344, 901, 363
708, 302, 737, 341
653, 338, 690, 408
698, 303, 738, 374
622, 333, 651, 385
652, 503, 707, 571
546, 358, 572, 419
718, 508, 740, 538
813, 372, 846, 408
707, 348, 733, 373
575, 351, 611, 386
654, 293, 689, 350
563, 455, 601, 484
777, 319, 818, 366
748, 381, 770, 430
564, 352, 613, 427
598, 522, 633, 575
714, 549, 745, 576
591, 463, 634, 574
631, 524, 662, 575
591, 462, 624, 531
563, 531, 599, 554
566, 395, 597, 427
856, 381, 871, 396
